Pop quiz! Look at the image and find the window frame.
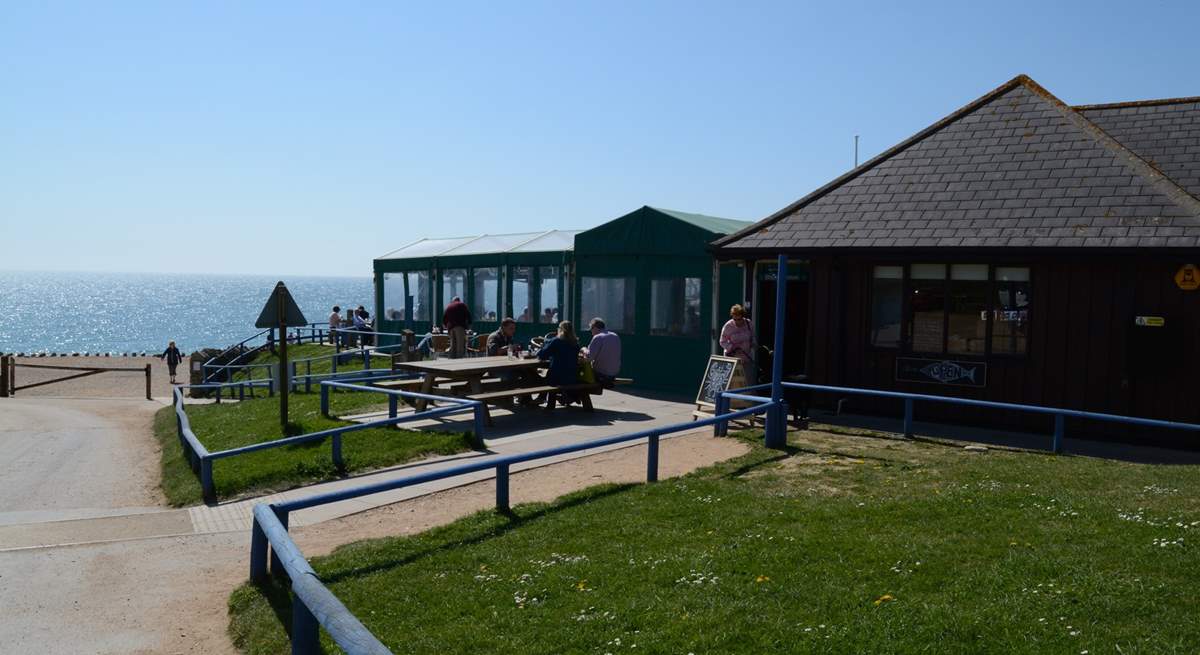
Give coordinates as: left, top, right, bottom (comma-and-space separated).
867, 263, 1031, 359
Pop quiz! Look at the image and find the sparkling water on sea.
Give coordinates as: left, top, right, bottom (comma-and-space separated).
0, 270, 373, 354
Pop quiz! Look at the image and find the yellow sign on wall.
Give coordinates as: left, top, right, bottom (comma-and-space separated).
1176, 264, 1199, 291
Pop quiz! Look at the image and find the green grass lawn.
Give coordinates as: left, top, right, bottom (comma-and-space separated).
228, 427, 1200, 654
154, 390, 473, 506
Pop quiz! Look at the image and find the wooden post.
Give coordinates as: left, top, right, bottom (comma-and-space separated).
0, 356, 9, 398
145, 364, 152, 400
278, 285, 289, 432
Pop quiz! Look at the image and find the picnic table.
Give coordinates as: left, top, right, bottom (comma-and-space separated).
389, 355, 603, 424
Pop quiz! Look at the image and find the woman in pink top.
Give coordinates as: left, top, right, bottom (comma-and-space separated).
719, 304, 755, 383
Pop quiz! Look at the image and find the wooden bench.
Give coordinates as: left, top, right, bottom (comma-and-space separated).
468, 383, 602, 425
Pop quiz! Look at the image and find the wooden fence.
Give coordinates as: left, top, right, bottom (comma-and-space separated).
0, 356, 151, 399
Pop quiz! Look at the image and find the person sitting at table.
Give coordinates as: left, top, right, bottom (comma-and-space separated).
487, 317, 520, 356
583, 317, 621, 388
536, 320, 581, 410
518, 306, 532, 323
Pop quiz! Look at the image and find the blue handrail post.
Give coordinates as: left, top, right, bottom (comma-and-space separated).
332, 433, 344, 470
764, 254, 788, 449
1053, 414, 1065, 453
714, 393, 729, 437
305, 361, 311, 393
269, 507, 289, 576
496, 463, 510, 512
320, 384, 330, 418
903, 398, 914, 438
200, 457, 215, 503
362, 347, 369, 370
472, 402, 486, 449
292, 597, 319, 655
647, 433, 660, 482
290, 361, 297, 393
388, 394, 398, 420
250, 517, 268, 581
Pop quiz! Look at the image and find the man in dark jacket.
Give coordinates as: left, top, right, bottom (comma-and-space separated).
442, 296, 472, 358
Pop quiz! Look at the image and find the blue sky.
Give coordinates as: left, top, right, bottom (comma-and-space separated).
2, 1, 1197, 277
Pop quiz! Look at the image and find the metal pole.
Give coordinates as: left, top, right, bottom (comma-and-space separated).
646, 433, 660, 482
278, 284, 289, 432
765, 254, 788, 449
145, 363, 152, 400
496, 463, 510, 512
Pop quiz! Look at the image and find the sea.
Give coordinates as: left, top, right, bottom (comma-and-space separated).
0, 270, 373, 355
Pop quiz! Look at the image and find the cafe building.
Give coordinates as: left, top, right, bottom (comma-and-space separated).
713, 75, 1200, 434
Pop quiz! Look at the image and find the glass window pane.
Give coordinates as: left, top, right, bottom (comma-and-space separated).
581, 277, 635, 333
511, 266, 533, 322
951, 264, 988, 281
650, 277, 702, 337
472, 267, 499, 322
406, 271, 429, 321
871, 266, 903, 347
538, 266, 560, 324
909, 274, 945, 353
442, 269, 466, 310
992, 268, 1030, 354
948, 274, 990, 355
383, 273, 404, 321
911, 263, 946, 280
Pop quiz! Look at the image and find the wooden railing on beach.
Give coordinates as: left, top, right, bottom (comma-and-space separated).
0, 356, 151, 400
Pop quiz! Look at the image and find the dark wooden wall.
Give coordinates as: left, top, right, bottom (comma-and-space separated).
801, 253, 1200, 442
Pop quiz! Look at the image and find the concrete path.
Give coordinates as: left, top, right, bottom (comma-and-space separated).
0, 389, 723, 654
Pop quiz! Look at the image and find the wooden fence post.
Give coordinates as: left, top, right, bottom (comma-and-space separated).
1, 356, 9, 398
145, 364, 152, 400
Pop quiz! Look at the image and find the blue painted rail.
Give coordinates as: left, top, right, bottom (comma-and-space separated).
173, 375, 487, 503
249, 398, 777, 654
714, 381, 1200, 454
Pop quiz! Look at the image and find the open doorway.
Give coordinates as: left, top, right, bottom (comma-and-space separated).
754, 261, 808, 381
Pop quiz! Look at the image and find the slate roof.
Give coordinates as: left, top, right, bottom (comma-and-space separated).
715, 75, 1200, 251
1077, 98, 1200, 199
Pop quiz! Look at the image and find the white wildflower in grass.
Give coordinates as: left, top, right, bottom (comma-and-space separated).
676, 570, 720, 586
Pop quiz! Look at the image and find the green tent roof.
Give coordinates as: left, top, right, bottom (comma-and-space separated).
647, 206, 751, 236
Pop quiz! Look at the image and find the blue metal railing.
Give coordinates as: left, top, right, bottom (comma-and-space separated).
248, 397, 776, 654
713, 381, 1200, 454
203, 324, 332, 382
173, 375, 486, 503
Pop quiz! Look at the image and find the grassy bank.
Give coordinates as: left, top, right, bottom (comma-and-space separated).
229, 343, 392, 382
154, 390, 473, 506
228, 427, 1200, 654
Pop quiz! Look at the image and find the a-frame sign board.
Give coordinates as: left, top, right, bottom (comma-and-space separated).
255, 282, 308, 431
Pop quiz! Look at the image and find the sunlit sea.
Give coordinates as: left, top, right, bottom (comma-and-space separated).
0, 270, 373, 354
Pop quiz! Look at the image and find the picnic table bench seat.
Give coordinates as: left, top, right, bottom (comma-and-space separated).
468, 382, 602, 425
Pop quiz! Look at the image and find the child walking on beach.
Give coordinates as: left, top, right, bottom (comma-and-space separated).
160, 341, 185, 384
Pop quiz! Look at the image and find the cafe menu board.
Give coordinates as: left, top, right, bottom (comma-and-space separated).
696, 355, 744, 408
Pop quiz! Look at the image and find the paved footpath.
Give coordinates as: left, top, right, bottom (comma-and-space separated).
0, 390, 721, 653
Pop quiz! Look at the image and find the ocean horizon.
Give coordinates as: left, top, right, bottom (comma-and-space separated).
0, 269, 373, 354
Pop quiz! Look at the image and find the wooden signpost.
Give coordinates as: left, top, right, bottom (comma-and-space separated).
255, 282, 308, 431
692, 354, 747, 420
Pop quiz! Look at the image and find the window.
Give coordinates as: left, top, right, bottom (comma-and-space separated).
538, 266, 560, 324
870, 263, 1032, 357
473, 267, 499, 322
650, 277, 702, 337
511, 266, 533, 322
992, 267, 1030, 354
405, 270, 429, 321
909, 264, 946, 353
581, 276, 635, 333
870, 266, 903, 347
442, 269, 466, 308
948, 265, 989, 355
383, 273, 405, 321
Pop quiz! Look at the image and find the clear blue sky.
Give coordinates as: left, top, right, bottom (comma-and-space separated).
2, 1, 1197, 277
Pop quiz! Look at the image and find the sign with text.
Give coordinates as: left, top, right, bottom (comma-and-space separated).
1175, 264, 1199, 291
896, 357, 987, 387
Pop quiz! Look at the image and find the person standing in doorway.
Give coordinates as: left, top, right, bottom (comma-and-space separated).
160, 340, 185, 384
719, 304, 755, 384
443, 296, 472, 358
328, 306, 341, 345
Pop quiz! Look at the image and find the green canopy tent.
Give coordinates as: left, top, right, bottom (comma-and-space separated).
373, 230, 579, 346
573, 206, 751, 394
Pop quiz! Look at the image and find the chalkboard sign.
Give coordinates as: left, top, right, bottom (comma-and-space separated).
696, 355, 743, 407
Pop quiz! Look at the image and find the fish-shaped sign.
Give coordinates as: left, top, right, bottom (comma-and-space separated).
896, 357, 987, 387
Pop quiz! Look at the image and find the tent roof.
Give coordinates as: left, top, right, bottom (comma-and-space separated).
649, 206, 752, 235
377, 230, 581, 260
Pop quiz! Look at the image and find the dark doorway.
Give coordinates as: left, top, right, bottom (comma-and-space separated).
755, 262, 808, 381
